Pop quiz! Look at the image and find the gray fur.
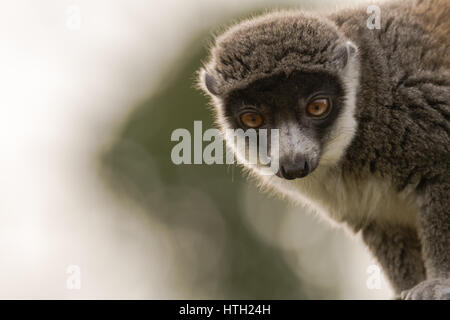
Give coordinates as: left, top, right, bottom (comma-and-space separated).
362, 223, 426, 293
199, 0, 449, 299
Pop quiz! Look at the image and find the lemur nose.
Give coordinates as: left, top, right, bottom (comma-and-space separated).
277, 156, 310, 180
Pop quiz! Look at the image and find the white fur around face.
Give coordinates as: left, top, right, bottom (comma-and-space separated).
260, 167, 420, 231
320, 41, 360, 166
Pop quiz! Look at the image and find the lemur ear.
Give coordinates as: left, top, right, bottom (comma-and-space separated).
332, 41, 358, 68
201, 69, 219, 96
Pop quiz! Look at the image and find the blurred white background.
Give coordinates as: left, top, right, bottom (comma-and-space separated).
0, 0, 391, 299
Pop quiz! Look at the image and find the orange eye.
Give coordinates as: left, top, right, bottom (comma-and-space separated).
306, 98, 331, 117
240, 112, 264, 128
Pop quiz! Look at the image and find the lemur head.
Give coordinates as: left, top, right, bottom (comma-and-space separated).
199, 11, 360, 180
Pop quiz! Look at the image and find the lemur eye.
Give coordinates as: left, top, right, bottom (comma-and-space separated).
240, 112, 264, 128
306, 98, 331, 117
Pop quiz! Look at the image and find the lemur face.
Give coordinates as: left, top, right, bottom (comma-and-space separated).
220, 71, 346, 179
199, 12, 359, 180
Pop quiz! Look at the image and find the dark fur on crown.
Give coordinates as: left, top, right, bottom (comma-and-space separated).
201, 11, 354, 97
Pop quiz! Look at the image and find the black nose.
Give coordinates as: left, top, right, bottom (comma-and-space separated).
277, 156, 311, 180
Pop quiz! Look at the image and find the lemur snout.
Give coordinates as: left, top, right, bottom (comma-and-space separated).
277, 155, 317, 180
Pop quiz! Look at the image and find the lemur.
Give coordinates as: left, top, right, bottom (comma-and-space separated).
198, 0, 449, 299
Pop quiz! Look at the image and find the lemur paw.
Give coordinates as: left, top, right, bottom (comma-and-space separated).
401, 279, 450, 300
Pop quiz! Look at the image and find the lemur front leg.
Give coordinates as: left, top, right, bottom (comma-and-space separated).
362, 223, 426, 297
401, 182, 450, 300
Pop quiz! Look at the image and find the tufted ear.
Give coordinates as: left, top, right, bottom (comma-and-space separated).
200, 69, 219, 96
332, 41, 358, 68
